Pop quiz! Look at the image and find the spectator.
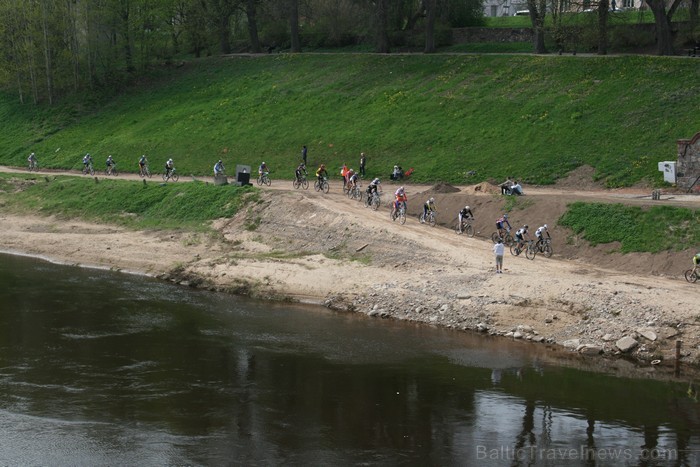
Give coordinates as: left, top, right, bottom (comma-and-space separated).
359, 152, 366, 177
301, 145, 307, 165
493, 238, 505, 273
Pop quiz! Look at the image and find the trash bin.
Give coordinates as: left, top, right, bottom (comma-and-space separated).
237, 171, 250, 185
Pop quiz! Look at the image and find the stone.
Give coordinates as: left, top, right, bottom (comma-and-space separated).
518, 325, 533, 333
477, 323, 488, 332
513, 331, 523, 339
637, 329, 658, 342
616, 336, 638, 353
602, 333, 615, 342
562, 339, 581, 349
577, 344, 603, 355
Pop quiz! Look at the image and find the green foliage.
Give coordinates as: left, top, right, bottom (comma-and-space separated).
0, 173, 255, 230
558, 202, 700, 253
1, 54, 699, 188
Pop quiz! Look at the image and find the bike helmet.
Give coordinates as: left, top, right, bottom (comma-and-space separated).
168, 158, 173, 163
524, 224, 529, 229
430, 198, 435, 203
321, 164, 325, 168
544, 224, 548, 229
400, 186, 404, 191
218, 159, 222, 163
465, 205, 470, 210
503, 214, 508, 219
262, 161, 266, 165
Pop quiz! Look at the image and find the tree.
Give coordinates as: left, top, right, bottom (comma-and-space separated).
424, 0, 436, 53
244, 0, 262, 53
375, 0, 390, 53
645, 0, 683, 55
597, 0, 609, 55
289, 0, 300, 52
526, 0, 547, 53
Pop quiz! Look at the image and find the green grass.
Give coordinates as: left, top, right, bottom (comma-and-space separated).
1, 54, 699, 187
0, 173, 256, 230
558, 202, 700, 253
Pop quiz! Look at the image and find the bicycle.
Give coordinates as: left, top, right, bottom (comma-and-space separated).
454, 218, 475, 237
347, 184, 363, 201
139, 164, 152, 178
257, 171, 271, 186
104, 164, 118, 176
535, 238, 553, 258
314, 176, 329, 194
366, 191, 382, 210
492, 229, 514, 246
419, 210, 437, 227
162, 168, 179, 182
293, 174, 309, 190
685, 269, 698, 283
391, 203, 407, 225
28, 160, 38, 171
82, 163, 95, 176
510, 239, 533, 257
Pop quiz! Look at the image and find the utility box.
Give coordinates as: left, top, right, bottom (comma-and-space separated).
236, 164, 251, 186
658, 161, 676, 184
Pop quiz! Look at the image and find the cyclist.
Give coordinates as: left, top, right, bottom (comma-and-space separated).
535, 224, 551, 248
458, 205, 474, 233
496, 213, 511, 239
258, 161, 269, 178
344, 168, 355, 187
422, 197, 437, 223
316, 164, 328, 184
295, 162, 307, 182
347, 170, 359, 192
515, 224, 531, 251
366, 177, 381, 204
28, 152, 37, 169
692, 252, 700, 275
165, 158, 174, 177
82, 153, 93, 171
106, 155, 115, 171
214, 159, 225, 176
138, 155, 148, 174
392, 186, 408, 219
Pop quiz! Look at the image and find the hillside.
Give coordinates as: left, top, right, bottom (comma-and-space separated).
1, 54, 699, 187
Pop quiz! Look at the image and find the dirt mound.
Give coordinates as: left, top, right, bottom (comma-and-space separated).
429, 182, 460, 194
468, 182, 501, 195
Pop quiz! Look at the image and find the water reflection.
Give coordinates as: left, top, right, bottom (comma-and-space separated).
0, 253, 698, 465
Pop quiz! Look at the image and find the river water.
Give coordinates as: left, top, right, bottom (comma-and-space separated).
0, 253, 698, 466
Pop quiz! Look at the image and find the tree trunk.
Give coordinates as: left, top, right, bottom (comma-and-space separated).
121, 0, 135, 73
597, 0, 609, 55
645, 0, 682, 55
527, 0, 548, 54
691, 0, 699, 26
424, 0, 436, 53
289, 0, 300, 53
40, 0, 54, 105
406, 0, 425, 31
376, 0, 390, 53
246, 0, 261, 53
219, 15, 231, 54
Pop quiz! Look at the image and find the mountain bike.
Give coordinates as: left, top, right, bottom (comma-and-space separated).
104, 164, 118, 176
293, 174, 309, 190
454, 218, 475, 237
492, 229, 514, 246
28, 160, 38, 171
391, 203, 406, 225
419, 210, 437, 227
139, 164, 152, 178
82, 163, 95, 176
535, 238, 553, 258
685, 269, 698, 283
510, 239, 533, 257
162, 168, 179, 182
347, 184, 363, 201
257, 171, 271, 186
366, 191, 381, 210
314, 176, 329, 193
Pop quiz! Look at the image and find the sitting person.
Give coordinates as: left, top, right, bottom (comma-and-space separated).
510, 181, 523, 195
500, 178, 515, 195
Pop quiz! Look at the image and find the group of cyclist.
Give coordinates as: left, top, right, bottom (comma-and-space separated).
496, 213, 551, 252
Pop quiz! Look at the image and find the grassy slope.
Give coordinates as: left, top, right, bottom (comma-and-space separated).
1, 54, 699, 187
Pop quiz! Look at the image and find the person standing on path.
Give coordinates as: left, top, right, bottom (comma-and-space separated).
359, 152, 366, 177
301, 145, 308, 165
493, 239, 505, 273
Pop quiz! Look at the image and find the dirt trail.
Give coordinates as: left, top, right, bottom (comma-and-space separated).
1, 165, 699, 373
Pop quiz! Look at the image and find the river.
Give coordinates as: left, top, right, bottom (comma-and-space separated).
0, 253, 698, 466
